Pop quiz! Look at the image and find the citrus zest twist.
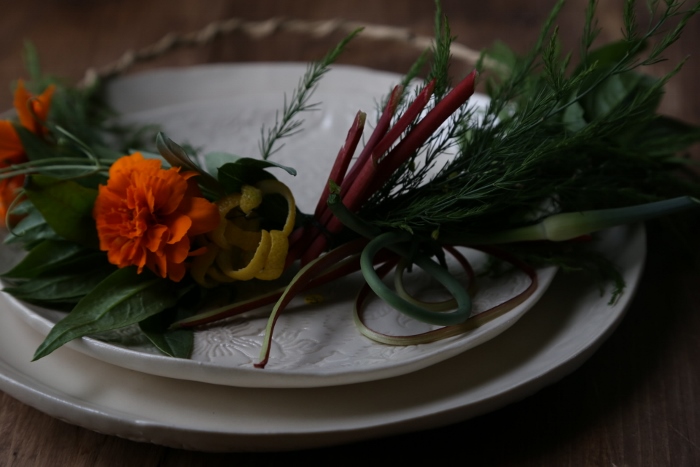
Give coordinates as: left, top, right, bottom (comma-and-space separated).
190, 179, 296, 286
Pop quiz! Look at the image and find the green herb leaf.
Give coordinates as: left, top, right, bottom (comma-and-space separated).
156, 133, 223, 195
3, 264, 114, 305
583, 71, 659, 120
217, 157, 296, 194
24, 174, 98, 248
32, 267, 177, 360
3, 208, 61, 248
577, 40, 643, 73
13, 125, 57, 161
139, 308, 194, 358
1, 240, 84, 279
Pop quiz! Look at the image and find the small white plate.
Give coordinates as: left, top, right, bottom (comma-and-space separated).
2, 64, 558, 388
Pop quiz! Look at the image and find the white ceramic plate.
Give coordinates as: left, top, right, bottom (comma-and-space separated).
0, 223, 645, 451
1, 64, 558, 388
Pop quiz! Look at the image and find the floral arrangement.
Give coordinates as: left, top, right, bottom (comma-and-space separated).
2, 0, 700, 368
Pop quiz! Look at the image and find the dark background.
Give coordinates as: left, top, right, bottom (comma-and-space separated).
1, 1, 699, 465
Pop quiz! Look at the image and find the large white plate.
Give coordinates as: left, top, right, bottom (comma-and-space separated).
0, 223, 644, 451
1, 64, 558, 388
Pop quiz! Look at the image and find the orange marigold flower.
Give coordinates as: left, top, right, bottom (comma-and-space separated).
93, 152, 220, 282
0, 80, 55, 225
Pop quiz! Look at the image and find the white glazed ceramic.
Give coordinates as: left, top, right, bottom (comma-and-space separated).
2, 64, 557, 388
0, 222, 645, 451
0, 65, 645, 450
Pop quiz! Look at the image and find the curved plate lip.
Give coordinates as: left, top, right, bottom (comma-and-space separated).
0, 224, 645, 451
1, 64, 557, 388
2, 266, 558, 388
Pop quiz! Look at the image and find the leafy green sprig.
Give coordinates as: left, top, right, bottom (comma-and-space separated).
360, 0, 700, 241
258, 28, 363, 160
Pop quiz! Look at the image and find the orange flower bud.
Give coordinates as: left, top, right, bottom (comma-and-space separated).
0, 80, 56, 226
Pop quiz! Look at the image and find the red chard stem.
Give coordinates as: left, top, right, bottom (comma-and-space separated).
368, 70, 477, 193
370, 79, 435, 165
312, 111, 366, 219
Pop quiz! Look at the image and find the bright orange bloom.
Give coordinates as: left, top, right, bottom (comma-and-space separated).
0, 80, 56, 225
93, 153, 220, 282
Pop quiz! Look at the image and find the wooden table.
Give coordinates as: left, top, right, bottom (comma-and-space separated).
1, 0, 699, 465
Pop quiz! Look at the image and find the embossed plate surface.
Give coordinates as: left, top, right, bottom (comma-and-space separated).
2, 64, 557, 388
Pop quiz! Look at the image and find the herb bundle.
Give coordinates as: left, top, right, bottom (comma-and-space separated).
1, 0, 699, 367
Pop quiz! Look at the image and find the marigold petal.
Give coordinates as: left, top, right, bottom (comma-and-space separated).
166, 237, 191, 265
166, 261, 187, 283
0, 175, 25, 227
148, 251, 168, 279
178, 196, 220, 236
150, 168, 188, 215
146, 224, 169, 252
163, 213, 192, 244
14, 80, 55, 134
0, 121, 25, 163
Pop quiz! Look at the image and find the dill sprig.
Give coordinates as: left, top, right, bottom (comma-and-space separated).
258, 28, 362, 160
367, 1, 467, 218
360, 0, 700, 240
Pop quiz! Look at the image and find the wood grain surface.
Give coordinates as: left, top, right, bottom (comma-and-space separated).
1, 0, 699, 465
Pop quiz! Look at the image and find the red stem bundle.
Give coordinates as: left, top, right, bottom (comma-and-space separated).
296, 70, 477, 266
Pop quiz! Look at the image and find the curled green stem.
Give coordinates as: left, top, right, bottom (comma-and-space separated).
361, 231, 472, 326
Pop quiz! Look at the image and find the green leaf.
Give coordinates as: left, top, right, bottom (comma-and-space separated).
3, 264, 114, 305
156, 132, 222, 195
13, 125, 57, 161
481, 41, 518, 80
577, 40, 643, 74
32, 267, 177, 360
139, 308, 194, 358
24, 174, 98, 248
4, 212, 60, 248
583, 71, 659, 120
23, 42, 43, 86
217, 157, 296, 194
1, 240, 84, 279
562, 101, 586, 132
633, 116, 700, 157
203, 152, 237, 178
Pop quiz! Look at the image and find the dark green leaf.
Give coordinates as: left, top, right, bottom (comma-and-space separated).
3, 263, 114, 304
24, 174, 98, 248
139, 308, 194, 358
217, 157, 296, 194
4, 210, 60, 248
1, 240, 84, 279
156, 132, 222, 195
13, 125, 57, 161
562, 101, 586, 132
156, 132, 201, 172
33, 267, 177, 360
5, 208, 49, 239
583, 71, 660, 120
633, 116, 700, 157
577, 40, 644, 74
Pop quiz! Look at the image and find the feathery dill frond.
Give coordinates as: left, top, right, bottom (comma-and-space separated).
359, 0, 700, 240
